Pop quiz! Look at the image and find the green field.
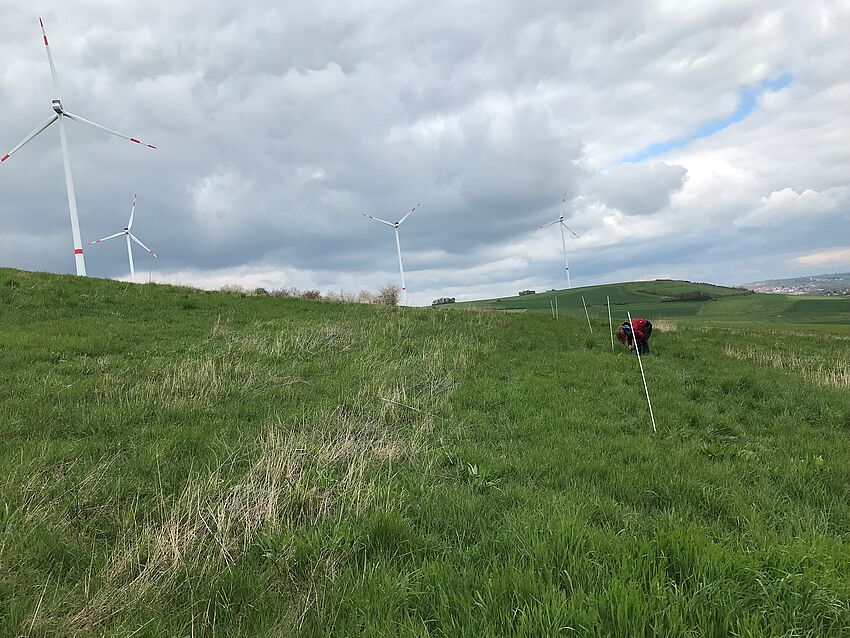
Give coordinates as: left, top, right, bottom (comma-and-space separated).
2, 268, 850, 636
459, 279, 850, 325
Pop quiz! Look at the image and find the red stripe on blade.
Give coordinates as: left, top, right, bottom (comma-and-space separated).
44, 36, 49, 46
39, 18, 44, 27
74, 248, 84, 255
130, 138, 140, 144
1, 154, 9, 162
148, 145, 157, 149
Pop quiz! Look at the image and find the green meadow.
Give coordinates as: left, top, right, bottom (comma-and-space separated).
1, 268, 849, 636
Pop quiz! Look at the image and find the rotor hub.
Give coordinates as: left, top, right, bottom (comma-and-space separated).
51, 99, 63, 114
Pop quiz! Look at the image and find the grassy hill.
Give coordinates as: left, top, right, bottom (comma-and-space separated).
2, 267, 850, 636
458, 279, 850, 324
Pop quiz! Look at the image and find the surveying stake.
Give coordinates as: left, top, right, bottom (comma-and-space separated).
627, 310, 657, 432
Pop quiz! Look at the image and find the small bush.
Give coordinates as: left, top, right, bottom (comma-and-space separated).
254, 287, 269, 296
325, 290, 358, 303
220, 284, 247, 295
301, 290, 323, 301
377, 285, 400, 306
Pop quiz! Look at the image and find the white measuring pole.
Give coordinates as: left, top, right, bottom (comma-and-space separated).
627, 311, 657, 433
581, 295, 593, 333
607, 296, 614, 351
555, 296, 559, 320
550, 299, 555, 319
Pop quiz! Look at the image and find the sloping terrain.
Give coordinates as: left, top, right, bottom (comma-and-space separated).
1, 268, 850, 636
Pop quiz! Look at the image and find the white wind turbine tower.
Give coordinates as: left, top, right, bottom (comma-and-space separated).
0, 18, 157, 277
87, 194, 158, 281
536, 194, 581, 289
362, 203, 422, 305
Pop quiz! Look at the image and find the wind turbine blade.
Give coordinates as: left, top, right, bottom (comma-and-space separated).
129, 233, 158, 257
87, 231, 125, 245
535, 219, 560, 230
1, 114, 59, 163
128, 193, 137, 229
39, 18, 61, 98
362, 213, 394, 227
398, 202, 422, 225
62, 111, 157, 149
562, 223, 581, 239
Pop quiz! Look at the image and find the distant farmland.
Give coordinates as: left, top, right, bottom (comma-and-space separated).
458, 279, 850, 324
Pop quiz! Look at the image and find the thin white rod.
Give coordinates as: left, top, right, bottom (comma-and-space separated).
607, 296, 614, 351
555, 296, 559, 320
581, 295, 593, 333
536, 219, 559, 229
126, 234, 135, 280
550, 299, 554, 319
1, 114, 58, 162
87, 231, 124, 245
398, 202, 421, 225
363, 213, 394, 227
129, 233, 157, 256
627, 311, 657, 433
63, 111, 157, 149
394, 227, 407, 305
128, 193, 137, 229
39, 18, 61, 99
559, 222, 571, 288
57, 115, 86, 276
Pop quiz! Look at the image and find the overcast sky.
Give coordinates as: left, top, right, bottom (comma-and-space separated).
1, 0, 848, 303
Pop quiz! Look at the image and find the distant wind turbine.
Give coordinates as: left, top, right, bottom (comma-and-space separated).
536, 194, 581, 288
0, 18, 157, 276
362, 203, 422, 305
87, 194, 158, 281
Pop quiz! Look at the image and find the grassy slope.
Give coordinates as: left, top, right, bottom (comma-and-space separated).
458, 279, 850, 324
2, 268, 850, 636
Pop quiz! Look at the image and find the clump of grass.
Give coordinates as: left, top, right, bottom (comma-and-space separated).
652, 319, 678, 332
69, 408, 421, 631
724, 345, 850, 388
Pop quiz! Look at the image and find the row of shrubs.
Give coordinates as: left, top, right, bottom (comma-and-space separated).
218, 283, 401, 306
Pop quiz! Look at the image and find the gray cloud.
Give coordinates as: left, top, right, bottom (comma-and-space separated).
0, 0, 849, 301
585, 163, 688, 216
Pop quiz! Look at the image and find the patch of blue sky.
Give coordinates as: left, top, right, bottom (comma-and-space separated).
620, 73, 792, 164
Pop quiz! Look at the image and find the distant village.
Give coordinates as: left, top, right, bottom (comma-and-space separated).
744, 273, 850, 296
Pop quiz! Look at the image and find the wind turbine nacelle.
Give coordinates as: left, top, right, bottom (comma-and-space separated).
51, 99, 63, 114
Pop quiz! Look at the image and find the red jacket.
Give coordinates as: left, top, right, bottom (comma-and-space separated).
630, 317, 649, 342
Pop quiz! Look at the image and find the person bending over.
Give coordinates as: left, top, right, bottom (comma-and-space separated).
617, 317, 652, 355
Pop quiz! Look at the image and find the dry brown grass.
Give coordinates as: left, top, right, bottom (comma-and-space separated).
14, 314, 487, 634
67, 403, 429, 631
651, 319, 678, 332
724, 345, 850, 389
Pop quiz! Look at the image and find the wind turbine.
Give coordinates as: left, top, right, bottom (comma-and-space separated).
0, 18, 157, 277
87, 194, 158, 281
536, 194, 581, 289
362, 203, 422, 305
